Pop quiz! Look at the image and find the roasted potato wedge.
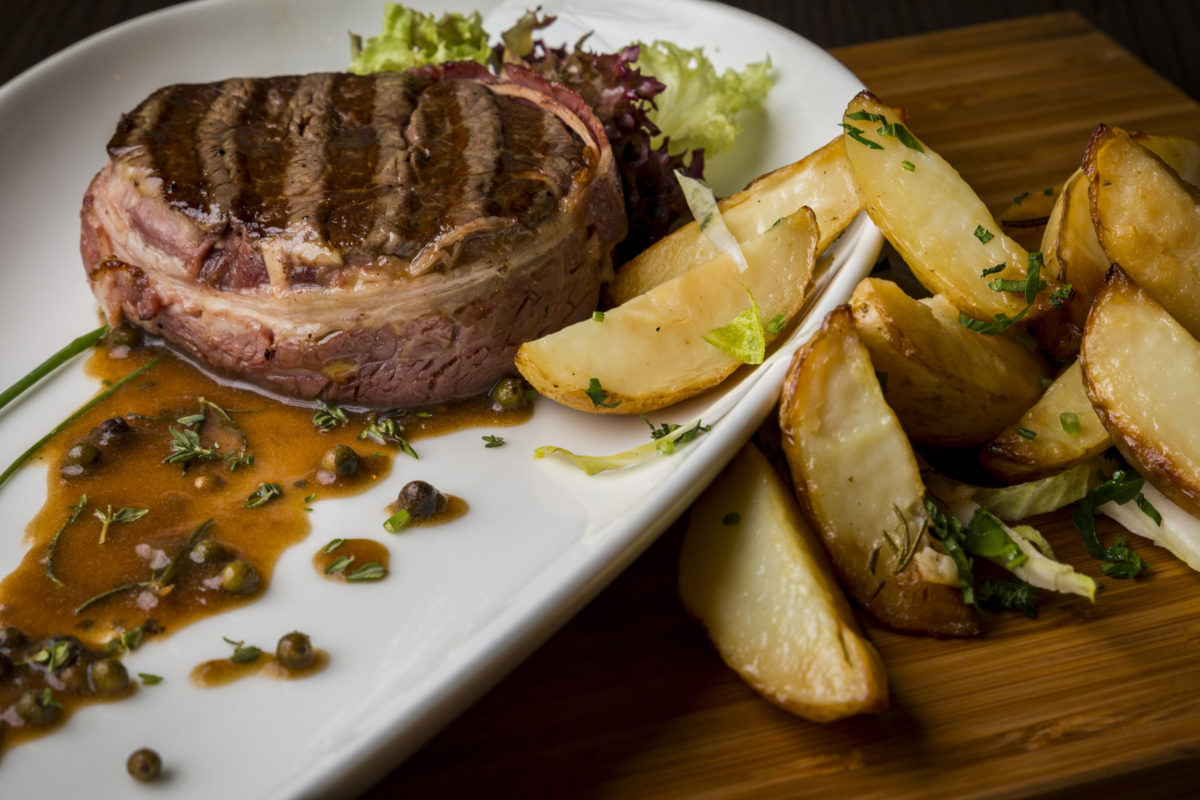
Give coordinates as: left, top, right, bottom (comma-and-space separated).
1081, 266, 1200, 516
516, 208, 817, 414
980, 360, 1111, 483
607, 137, 858, 305
679, 443, 888, 721
998, 185, 1060, 252
842, 91, 1061, 323
779, 306, 978, 637
850, 278, 1047, 447
1086, 124, 1200, 339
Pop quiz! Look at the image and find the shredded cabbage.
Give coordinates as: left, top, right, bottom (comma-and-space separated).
1101, 481, 1200, 572
969, 461, 1103, 521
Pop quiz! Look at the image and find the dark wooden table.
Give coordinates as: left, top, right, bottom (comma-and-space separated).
6, 3, 1200, 799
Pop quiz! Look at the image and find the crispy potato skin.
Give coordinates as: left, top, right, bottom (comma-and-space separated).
1081, 266, 1200, 516
850, 278, 1046, 447
779, 306, 979, 637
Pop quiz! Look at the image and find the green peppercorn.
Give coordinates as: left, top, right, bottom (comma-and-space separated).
319, 444, 360, 477
490, 376, 533, 411
126, 748, 162, 782
221, 560, 260, 594
189, 538, 228, 565
275, 631, 315, 670
109, 323, 143, 349
398, 480, 447, 518
0, 626, 25, 649
15, 689, 59, 726
89, 658, 130, 694
60, 441, 101, 477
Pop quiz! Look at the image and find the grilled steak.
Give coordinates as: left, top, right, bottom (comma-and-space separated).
80, 62, 625, 407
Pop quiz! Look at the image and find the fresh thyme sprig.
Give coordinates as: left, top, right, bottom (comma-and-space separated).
359, 414, 418, 458
312, 400, 348, 433
93, 505, 149, 544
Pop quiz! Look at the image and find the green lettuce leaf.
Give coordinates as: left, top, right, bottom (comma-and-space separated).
969, 461, 1103, 521
635, 40, 773, 156
349, 3, 492, 75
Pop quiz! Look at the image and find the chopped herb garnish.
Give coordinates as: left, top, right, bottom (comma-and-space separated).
976, 577, 1039, 618
585, 378, 621, 408
74, 581, 153, 615
93, 505, 149, 545
1136, 494, 1163, 526
346, 562, 387, 581
974, 225, 995, 244
981, 263, 1006, 277
105, 624, 152, 655
325, 555, 355, 575
46, 494, 87, 585
312, 400, 348, 433
765, 314, 787, 334
839, 122, 883, 149
1017, 427, 1037, 440
164, 425, 222, 467
164, 398, 255, 473
1071, 470, 1150, 577
1043, 187, 1054, 195
482, 434, 505, 448
383, 508, 411, 533
323, 538, 346, 554
1060, 412, 1082, 435
243, 482, 282, 508
223, 637, 262, 664
643, 416, 680, 440
138, 673, 163, 685
846, 109, 888, 123
1039, 376, 1054, 389
964, 508, 1028, 569
152, 518, 213, 588
1024, 252, 1046, 305
1013, 191, 1030, 205
876, 121, 924, 152
901, 160, 915, 172
592, 310, 605, 322
958, 306, 1030, 335
925, 499, 975, 604
722, 512, 740, 525
656, 421, 711, 454
1049, 284, 1073, 308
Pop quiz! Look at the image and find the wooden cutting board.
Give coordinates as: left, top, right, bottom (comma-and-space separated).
378, 13, 1200, 798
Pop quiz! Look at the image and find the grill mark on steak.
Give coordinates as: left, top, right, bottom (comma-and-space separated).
230, 76, 295, 236
322, 72, 381, 252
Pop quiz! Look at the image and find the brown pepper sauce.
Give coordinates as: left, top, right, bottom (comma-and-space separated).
312, 538, 390, 581
190, 648, 330, 688
0, 341, 531, 749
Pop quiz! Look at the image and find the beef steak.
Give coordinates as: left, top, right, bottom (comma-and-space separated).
80, 62, 625, 407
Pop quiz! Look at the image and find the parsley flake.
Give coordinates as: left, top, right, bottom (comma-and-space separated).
482, 434, 506, 448
585, 378, 621, 408
974, 225, 995, 245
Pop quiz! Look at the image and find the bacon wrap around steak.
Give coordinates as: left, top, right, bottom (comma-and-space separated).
80, 62, 626, 407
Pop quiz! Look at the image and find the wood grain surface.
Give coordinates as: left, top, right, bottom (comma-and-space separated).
378, 13, 1200, 799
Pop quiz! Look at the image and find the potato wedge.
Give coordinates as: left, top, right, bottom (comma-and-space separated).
607, 137, 859, 305
679, 443, 888, 721
980, 360, 1111, 483
1087, 124, 1200, 338
1081, 266, 1200, 516
779, 306, 979, 637
516, 208, 817, 414
850, 278, 1047, 447
998, 185, 1060, 253
842, 91, 1061, 323
1041, 134, 1200, 353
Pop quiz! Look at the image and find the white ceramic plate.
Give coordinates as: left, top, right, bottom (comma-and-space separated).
0, 1, 878, 796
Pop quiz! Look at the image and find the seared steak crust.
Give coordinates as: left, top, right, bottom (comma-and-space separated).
82, 64, 625, 407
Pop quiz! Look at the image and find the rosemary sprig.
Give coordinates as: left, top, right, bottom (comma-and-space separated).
46, 494, 88, 585
94, 505, 149, 544
312, 400, 348, 432
0, 325, 107, 415
243, 482, 282, 508
0, 354, 163, 491
359, 414, 418, 458
74, 580, 153, 615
